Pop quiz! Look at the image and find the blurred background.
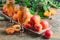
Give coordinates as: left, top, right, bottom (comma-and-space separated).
0, 0, 60, 7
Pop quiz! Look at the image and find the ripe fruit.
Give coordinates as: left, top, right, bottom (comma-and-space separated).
13, 25, 21, 32
24, 23, 32, 29
30, 15, 41, 25
34, 24, 42, 32
44, 30, 53, 39
13, 13, 19, 21
3, 5, 8, 15
3, 11, 8, 15
3, 4, 7, 12
50, 9, 56, 15
5, 27, 15, 35
44, 11, 51, 17
23, 18, 30, 25
40, 20, 50, 29
24, 7, 33, 19
23, 7, 33, 25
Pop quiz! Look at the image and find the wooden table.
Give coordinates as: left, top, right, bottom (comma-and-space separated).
0, 9, 60, 40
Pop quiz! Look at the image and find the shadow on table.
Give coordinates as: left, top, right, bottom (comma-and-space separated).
24, 29, 41, 37
0, 28, 50, 40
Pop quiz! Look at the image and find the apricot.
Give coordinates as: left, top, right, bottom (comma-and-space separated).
30, 15, 41, 25
23, 7, 33, 25
44, 30, 53, 39
24, 7, 33, 18
3, 4, 7, 11
3, 5, 8, 15
44, 11, 51, 17
24, 23, 32, 29
23, 18, 30, 25
13, 25, 21, 32
40, 20, 50, 29
34, 24, 42, 32
50, 9, 56, 15
13, 13, 18, 21
5, 27, 15, 34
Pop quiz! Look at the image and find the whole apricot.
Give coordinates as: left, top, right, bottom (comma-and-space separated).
44, 30, 53, 39
30, 15, 41, 25
44, 11, 51, 17
40, 20, 50, 29
34, 24, 42, 32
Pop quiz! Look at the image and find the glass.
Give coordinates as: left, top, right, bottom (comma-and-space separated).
17, 6, 25, 37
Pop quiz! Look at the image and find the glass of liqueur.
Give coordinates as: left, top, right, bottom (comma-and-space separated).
17, 6, 25, 37
6, 0, 15, 23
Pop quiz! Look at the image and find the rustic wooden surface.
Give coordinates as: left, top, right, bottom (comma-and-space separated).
0, 9, 60, 40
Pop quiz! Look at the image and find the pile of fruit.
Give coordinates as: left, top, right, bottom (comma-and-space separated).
24, 14, 53, 39
2, 0, 54, 39
44, 9, 56, 17
24, 15, 50, 32
5, 24, 21, 34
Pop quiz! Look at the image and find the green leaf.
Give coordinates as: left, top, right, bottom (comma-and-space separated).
38, 11, 48, 19
0, 16, 5, 20
43, 5, 49, 11
30, 9, 35, 15
49, 0, 60, 8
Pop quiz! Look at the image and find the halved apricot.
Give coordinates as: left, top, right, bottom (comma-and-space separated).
5, 27, 15, 34
13, 25, 21, 32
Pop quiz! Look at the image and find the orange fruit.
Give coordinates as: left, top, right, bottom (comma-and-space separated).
13, 25, 21, 32
5, 27, 15, 34
13, 13, 19, 21
44, 11, 51, 17
40, 20, 50, 29
50, 9, 56, 15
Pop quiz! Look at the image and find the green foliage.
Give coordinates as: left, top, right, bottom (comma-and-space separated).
49, 0, 60, 8
0, 0, 60, 19
0, 15, 7, 21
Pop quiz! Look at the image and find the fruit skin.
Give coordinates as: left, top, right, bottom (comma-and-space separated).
50, 9, 56, 15
40, 20, 50, 29
44, 11, 51, 17
13, 25, 21, 32
23, 7, 33, 25
3, 11, 8, 15
30, 15, 41, 25
5, 27, 15, 35
34, 24, 42, 32
23, 14, 33, 25
13, 13, 19, 21
3, 5, 8, 15
44, 30, 53, 39
23, 18, 30, 25
24, 23, 32, 29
